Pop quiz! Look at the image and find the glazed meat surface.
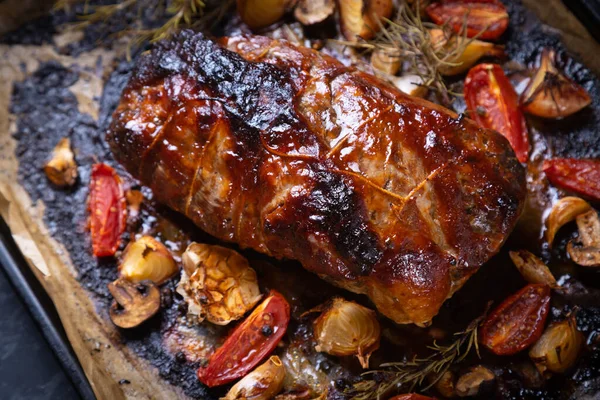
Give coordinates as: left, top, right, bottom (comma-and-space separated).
107, 31, 526, 325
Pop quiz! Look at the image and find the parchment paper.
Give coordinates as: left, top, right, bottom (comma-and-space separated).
0, 1, 598, 399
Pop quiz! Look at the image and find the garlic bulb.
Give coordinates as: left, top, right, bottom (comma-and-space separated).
313, 298, 380, 368
529, 315, 584, 375
119, 236, 178, 285
222, 356, 286, 400
177, 243, 262, 325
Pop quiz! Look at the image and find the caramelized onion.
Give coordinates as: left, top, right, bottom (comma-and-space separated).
509, 250, 557, 288
43, 137, 77, 187
119, 236, 178, 285
522, 49, 591, 119
177, 243, 262, 325
529, 314, 584, 375
313, 298, 380, 368
338, 0, 393, 41
429, 29, 505, 76
223, 356, 286, 400
237, 0, 291, 30
545, 197, 591, 247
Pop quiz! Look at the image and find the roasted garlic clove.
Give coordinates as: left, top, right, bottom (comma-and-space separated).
568, 209, 600, 268
522, 49, 591, 119
370, 46, 401, 75
433, 370, 456, 398
455, 365, 495, 397
43, 137, 77, 187
545, 196, 591, 247
429, 29, 506, 76
108, 278, 161, 329
338, 0, 393, 41
313, 298, 380, 368
177, 243, 262, 325
294, 0, 335, 25
509, 250, 557, 288
119, 236, 178, 285
389, 74, 427, 97
237, 0, 292, 30
125, 189, 144, 219
529, 314, 584, 375
223, 356, 286, 400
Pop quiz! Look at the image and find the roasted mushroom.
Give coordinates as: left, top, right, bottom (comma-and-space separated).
455, 365, 495, 397
108, 278, 161, 329
545, 197, 591, 247
294, 0, 334, 25
119, 236, 178, 285
176, 243, 262, 325
43, 137, 77, 187
522, 49, 592, 118
223, 356, 286, 400
338, 0, 393, 41
568, 209, 600, 268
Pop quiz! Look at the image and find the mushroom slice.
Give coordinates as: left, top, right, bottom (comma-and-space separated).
177, 243, 262, 325
108, 278, 161, 329
294, 0, 335, 25
43, 137, 77, 187
545, 196, 591, 247
338, 0, 393, 41
509, 250, 557, 288
522, 49, 591, 119
568, 209, 600, 268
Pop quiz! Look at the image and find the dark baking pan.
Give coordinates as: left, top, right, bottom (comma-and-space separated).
563, 0, 600, 43
0, 216, 96, 400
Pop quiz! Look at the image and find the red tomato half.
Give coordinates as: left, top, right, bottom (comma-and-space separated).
197, 290, 291, 387
543, 158, 600, 201
88, 163, 126, 257
480, 284, 550, 355
464, 63, 530, 163
426, 0, 509, 40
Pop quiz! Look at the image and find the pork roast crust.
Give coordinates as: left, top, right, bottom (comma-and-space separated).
107, 31, 526, 325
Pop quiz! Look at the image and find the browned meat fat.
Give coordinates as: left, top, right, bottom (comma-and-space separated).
107, 31, 526, 325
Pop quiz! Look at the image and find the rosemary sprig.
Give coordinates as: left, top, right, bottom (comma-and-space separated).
333, 0, 483, 104
346, 311, 487, 400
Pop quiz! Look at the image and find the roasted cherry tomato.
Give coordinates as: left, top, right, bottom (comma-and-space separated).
389, 394, 437, 400
426, 0, 509, 41
465, 63, 530, 163
88, 163, 126, 257
543, 158, 600, 201
197, 290, 290, 387
480, 284, 550, 355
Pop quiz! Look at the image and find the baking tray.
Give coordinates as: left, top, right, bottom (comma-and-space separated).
0, 1, 599, 399
0, 216, 96, 400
